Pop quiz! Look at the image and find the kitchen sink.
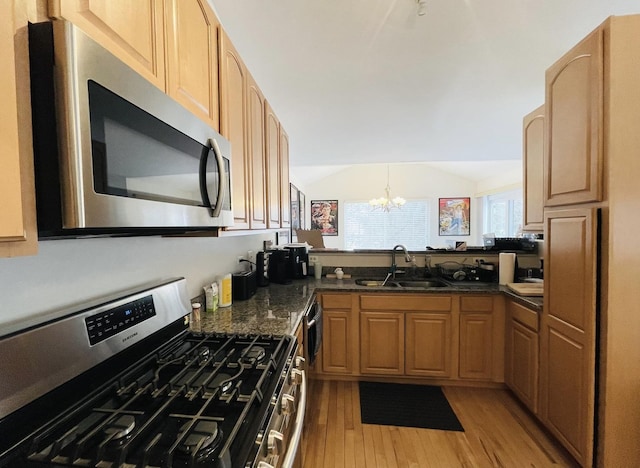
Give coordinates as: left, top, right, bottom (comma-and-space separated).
354, 278, 446, 288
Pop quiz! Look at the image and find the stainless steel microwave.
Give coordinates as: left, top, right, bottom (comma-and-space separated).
29, 20, 234, 238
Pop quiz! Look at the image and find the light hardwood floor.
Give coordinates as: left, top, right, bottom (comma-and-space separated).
302, 380, 578, 468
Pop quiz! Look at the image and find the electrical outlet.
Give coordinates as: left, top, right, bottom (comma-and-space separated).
472, 257, 485, 264
309, 255, 319, 263
237, 256, 245, 264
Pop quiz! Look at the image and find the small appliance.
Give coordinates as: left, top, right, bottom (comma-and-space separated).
284, 245, 309, 279
232, 270, 257, 300
267, 249, 291, 285
255, 250, 270, 287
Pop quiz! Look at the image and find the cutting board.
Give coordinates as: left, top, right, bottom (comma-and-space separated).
506, 282, 544, 297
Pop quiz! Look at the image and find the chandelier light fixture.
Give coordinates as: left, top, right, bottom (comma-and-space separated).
369, 165, 406, 212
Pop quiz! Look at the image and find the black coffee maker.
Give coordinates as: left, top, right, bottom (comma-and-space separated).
284, 246, 308, 279
255, 251, 271, 287
267, 249, 290, 284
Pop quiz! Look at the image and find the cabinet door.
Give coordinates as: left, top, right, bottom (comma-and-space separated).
0, 0, 37, 257
322, 310, 353, 374
165, 0, 219, 130
523, 105, 545, 231
459, 312, 493, 380
506, 318, 539, 414
264, 101, 281, 228
545, 28, 603, 207
540, 208, 598, 466
406, 312, 452, 378
50, 0, 165, 90
360, 311, 404, 375
279, 127, 291, 228
219, 30, 250, 229
247, 74, 267, 229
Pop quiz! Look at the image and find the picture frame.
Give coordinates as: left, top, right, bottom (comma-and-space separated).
299, 192, 306, 229
290, 183, 300, 231
310, 200, 338, 236
439, 197, 470, 236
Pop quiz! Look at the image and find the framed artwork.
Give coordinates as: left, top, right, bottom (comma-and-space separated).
310, 200, 338, 236
439, 197, 470, 236
299, 192, 306, 229
290, 184, 300, 231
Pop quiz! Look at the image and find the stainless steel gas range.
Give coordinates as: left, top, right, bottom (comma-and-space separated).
0, 278, 306, 468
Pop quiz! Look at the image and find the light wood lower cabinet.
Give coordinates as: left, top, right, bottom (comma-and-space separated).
405, 312, 452, 378
458, 295, 503, 382
320, 294, 357, 375
505, 299, 539, 414
316, 293, 503, 384
360, 311, 404, 375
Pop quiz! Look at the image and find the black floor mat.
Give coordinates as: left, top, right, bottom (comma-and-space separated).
359, 381, 464, 431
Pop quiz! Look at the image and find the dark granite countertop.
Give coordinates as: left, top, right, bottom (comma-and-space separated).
196, 276, 542, 337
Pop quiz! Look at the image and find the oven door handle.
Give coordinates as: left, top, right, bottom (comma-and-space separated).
281, 369, 307, 468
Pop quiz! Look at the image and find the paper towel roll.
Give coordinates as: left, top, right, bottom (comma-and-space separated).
499, 253, 516, 285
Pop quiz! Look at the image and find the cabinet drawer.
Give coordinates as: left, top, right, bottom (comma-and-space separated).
359, 295, 451, 311
460, 295, 494, 312
508, 300, 539, 331
321, 293, 351, 309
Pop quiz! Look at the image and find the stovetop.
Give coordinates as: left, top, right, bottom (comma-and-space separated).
0, 278, 300, 468
20, 333, 295, 468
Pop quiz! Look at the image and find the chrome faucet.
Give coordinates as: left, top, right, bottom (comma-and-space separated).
390, 244, 412, 280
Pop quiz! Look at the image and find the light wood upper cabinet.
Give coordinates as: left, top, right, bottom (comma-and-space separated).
265, 101, 281, 229
541, 208, 598, 466
164, 0, 219, 130
545, 28, 603, 207
219, 29, 250, 229
247, 73, 267, 229
523, 105, 545, 231
279, 127, 291, 228
0, 0, 37, 257
49, 0, 165, 90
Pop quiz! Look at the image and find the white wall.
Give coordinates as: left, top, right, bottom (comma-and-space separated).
0, 233, 273, 335
299, 163, 484, 248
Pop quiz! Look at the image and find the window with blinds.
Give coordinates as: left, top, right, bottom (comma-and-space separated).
343, 200, 431, 250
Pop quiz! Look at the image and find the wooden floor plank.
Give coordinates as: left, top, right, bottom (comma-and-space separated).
304, 379, 578, 468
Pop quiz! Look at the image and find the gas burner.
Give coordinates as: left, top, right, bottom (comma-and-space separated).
208, 373, 233, 394
177, 420, 222, 459
104, 414, 136, 441
197, 346, 210, 365
241, 345, 266, 364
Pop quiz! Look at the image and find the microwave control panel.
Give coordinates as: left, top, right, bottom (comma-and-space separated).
85, 295, 156, 345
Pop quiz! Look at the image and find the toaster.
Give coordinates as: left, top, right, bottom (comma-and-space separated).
232, 270, 257, 301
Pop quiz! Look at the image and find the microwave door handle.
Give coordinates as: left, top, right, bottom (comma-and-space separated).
200, 138, 226, 218
208, 138, 226, 218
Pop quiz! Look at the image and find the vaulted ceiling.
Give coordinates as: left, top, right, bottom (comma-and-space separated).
209, 0, 637, 181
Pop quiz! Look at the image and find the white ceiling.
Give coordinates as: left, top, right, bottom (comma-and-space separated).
209, 0, 638, 181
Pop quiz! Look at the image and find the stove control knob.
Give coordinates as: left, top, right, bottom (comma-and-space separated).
281, 393, 295, 415
267, 430, 284, 457
289, 368, 303, 385
295, 355, 306, 369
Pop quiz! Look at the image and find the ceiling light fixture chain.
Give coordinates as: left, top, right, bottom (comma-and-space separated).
369, 165, 406, 212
